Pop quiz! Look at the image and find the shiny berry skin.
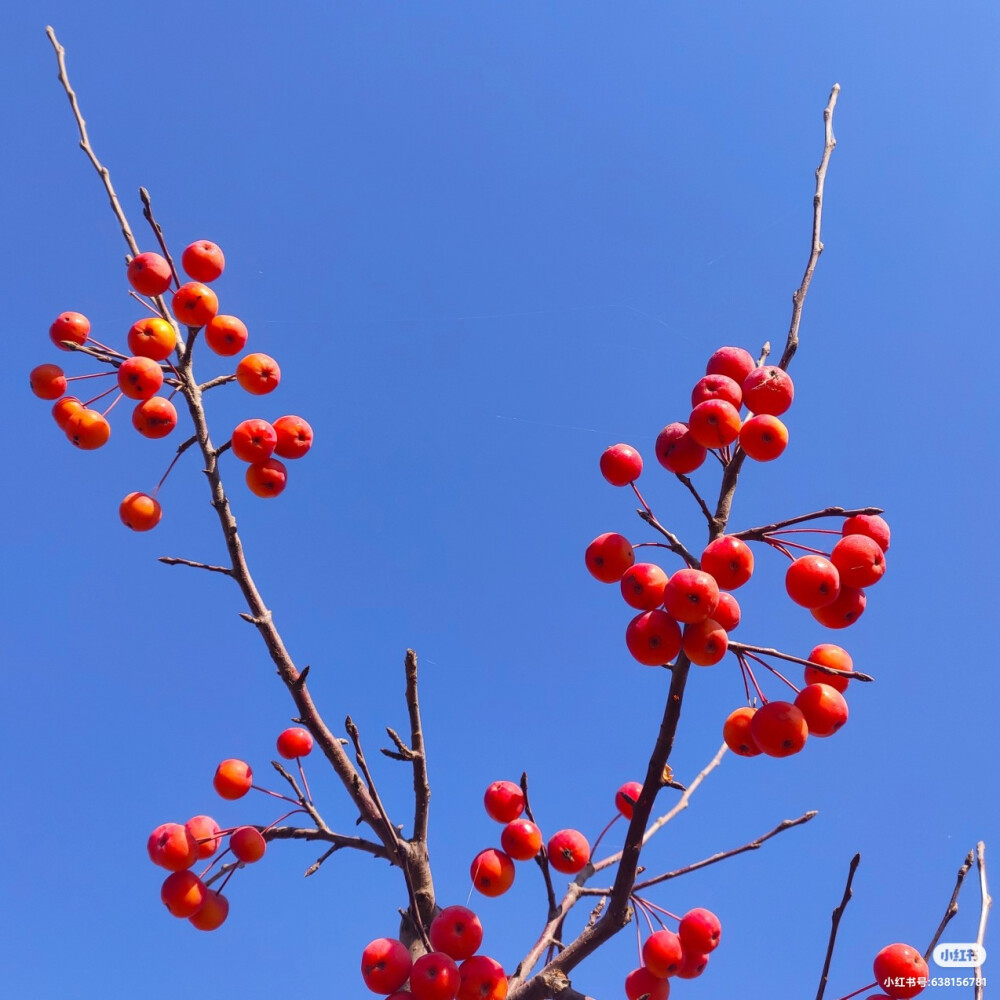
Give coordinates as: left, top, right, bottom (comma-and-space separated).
642, 928, 684, 977
128, 317, 176, 360
172, 282, 219, 327
620, 563, 669, 611
147, 822, 198, 871
501, 819, 542, 861
429, 905, 484, 961
873, 943, 929, 999
831, 534, 886, 588
276, 727, 314, 758
675, 950, 709, 979
785, 555, 840, 609
662, 568, 720, 624
712, 592, 741, 632
615, 780, 643, 819
132, 397, 178, 439
843, 513, 890, 552
484, 780, 524, 823
804, 644, 853, 692
230, 825, 266, 863
655, 422, 707, 475
189, 889, 229, 930
600, 443, 643, 486
794, 684, 849, 737
213, 758, 253, 799
691, 373, 742, 409
181, 240, 225, 282
49, 311, 90, 351
700, 535, 754, 590
457, 955, 507, 1000
246, 458, 288, 498
678, 907, 721, 952
160, 870, 207, 917
204, 314, 249, 355
185, 815, 221, 859
546, 829, 590, 874
682, 618, 728, 666
739, 413, 788, 461
273, 415, 314, 458
127, 252, 173, 296
723, 706, 761, 757
750, 701, 808, 757
52, 396, 83, 430
117, 356, 164, 400
742, 365, 794, 415
236, 353, 281, 395
470, 848, 515, 896
688, 399, 742, 449
410, 952, 460, 1000
65, 409, 111, 450
361, 937, 412, 994
30, 364, 67, 400
119, 492, 162, 531
231, 418, 277, 463
810, 586, 866, 629
706, 345, 756, 385
625, 610, 682, 666
585, 532, 635, 583
625, 968, 669, 1000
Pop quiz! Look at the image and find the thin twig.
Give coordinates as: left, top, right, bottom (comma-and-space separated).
139, 186, 181, 290
199, 374, 238, 392
974, 842, 990, 1000
403, 650, 431, 846
264, 824, 389, 860
816, 853, 861, 1000
636, 510, 699, 568
729, 641, 874, 683
675, 474, 715, 530
270, 760, 328, 833
521, 771, 559, 919
158, 556, 233, 575
732, 506, 884, 542
923, 849, 975, 962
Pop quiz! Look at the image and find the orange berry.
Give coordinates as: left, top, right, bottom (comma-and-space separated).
132, 397, 178, 439
127, 252, 173, 297
30, 364, 68, 400
750, 701, 808, 757
189, 890, 229, 931
236, 353, 281, 395
52, 396, 83, 430
246, 458, 287, 497
181, 240, 225, 282
722, 706, 761, 757
204, 314, 248, 356
65, 409, 110, 450
230, 826, 266, 863
49, 311, 90, 351
128, 317, 177, 361
213, 759, 252, 800
185, 816, 222, 859
119, 492, 162, 531
172, 282, 219, 327
161, 870, 207, 917
147, 822, 198, 871
273, 415, 314, 459
117, 356, 164, 400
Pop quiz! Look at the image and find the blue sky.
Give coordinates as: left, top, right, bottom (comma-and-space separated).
2, 3, 996, 997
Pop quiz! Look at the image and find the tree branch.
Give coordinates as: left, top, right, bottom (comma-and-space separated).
816, 853, 861, 1000
158, 556, 233, 575
403, 650, 431, 845
732, 505, 884, 542
974, 841, 990, 1000
923, 849, 975, 962
729, 641, 874, 683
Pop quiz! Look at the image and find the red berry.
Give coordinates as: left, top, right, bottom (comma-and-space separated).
600, 443, 643, 486
276, 727, 314, 758
655, 422, 707, 475
750, 701, 808, 757
231, 418, 277, 463
723, 706, 761, 757
147, 822, 198, 871
678, 907, 721, 953
739, 413, 788, 461
236, 353, 281, 395
706, 345, 756, 385
620, 563, 669, 611
30, 364, 67, 400
688, 399, 741, 449
181, 240, 226, 282
65, 409, 111, 450
430, 905, 484, 961
52, 396, 83, 430
810, 586, 866, 629
831, 534, 886, 588
213, 758, 253, 799
700, 535, 754, 590
873, 943, 929, 999
410, 952, 461, 1000
470, 848, 515, 896
230, 825, 266, 863
246, 458, 288, 498
49, 311, 90, 351
662, 568, 720, 624
615, 780, 643, 819
804, 644, 853, 692
204, 314, 249, 355
712, 592, 741, 632
843, 513, 890, 552
501, 819, 542, 861
172, 282, 219, 328
189, 889, 229, 930
625, 968, 669, 1000
785, 555, 840, 609
585, 532, 635, 583
273, 415, 314, 459
682, 618, 728, 666
160, 870, 207, 917
625, 610, 682, 666
546, 829, 590, 874
128, 317, 176, 360
795, 684, 849, 737
742, 366, 794, 415
185, 815, 221, 859
127, 252, 173, 296
675, 950, 709, 978
119, 492, 162, 532
484, 780, 524, 823
361, 937, 412, 994
117, 356, 164, 400
642, 928, 684, 977
691, 373, 742, 409
457, 955, 507, 1000
132, 397, 178, 439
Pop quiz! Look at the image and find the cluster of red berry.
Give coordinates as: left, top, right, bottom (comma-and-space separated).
361, 909, 507, 1000
146, 726, 315, 933
29, 239, 313, 528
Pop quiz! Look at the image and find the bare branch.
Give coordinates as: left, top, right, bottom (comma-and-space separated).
816, 853, 861, 1000
729, 641, 874, 684
636, 510, 699, 568
158, 556, 233, 575
974, 842, 991, 1000
732, 505, 885, 542
264, 824, 389, 861
199, 374, 238, 392
404, 650, 431, 846
139, 186, 181, 289
675, 474, 716, 531
521, 772, 558, 919
924, 849, 975, 962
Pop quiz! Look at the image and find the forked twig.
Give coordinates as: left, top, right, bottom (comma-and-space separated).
923, 849, 975, 961
816, 853, 861, 1000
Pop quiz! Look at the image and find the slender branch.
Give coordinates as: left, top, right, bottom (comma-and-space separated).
199, 374, 238, 392
923, 849, 975, 961
521, 772, 559, 919
974, 842, 990, 1000
403, 650, 431, 845
270, 760, 328, 833
61, 341, 126, 366
780, 84, 840, 370
729, 641, 874, 683
816, 853, 861, 1000
139, 186, 181, 290
264, 824, 389, 860
636, 510, 699, 568
158, 556, 233, 575
675, 473, 715, 530
732, 506, 884, 542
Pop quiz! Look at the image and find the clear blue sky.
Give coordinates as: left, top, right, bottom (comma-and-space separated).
2, 3, 996, 997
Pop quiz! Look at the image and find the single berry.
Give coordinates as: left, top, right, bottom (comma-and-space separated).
625, 967, 669, 1000
750, 701, 808, 757
742, 366, 794, 415
128, 317, 176, 361
546, 829, 590, 874
655, 422, 707, 475
127, 252, 173, 296
625, 609, 682, 666
49, 311, 90, 351
600, 443, 643, 486
642, 927, 684, 977
842, 513, 890, 552
620, 563, 669, 611
361, 937, 412, 995
204, 314, 249, 355
873, 943, 929, 999
810, 586, 866, 629
276, 727, 314, 758
185, 815, 221, 859
470, 848, 515, 896
230, 826, 266, 863
246, 458, 288, 498
484, 780, 524, 823
236, 353, 281, 395
691, 373, 742, 409
117, 356, 164, 400
430, 905, 484, 961
501, 819, 542, 861
119, 492, 162, 531
172, 282, 219, 328
65, 409, 111, 450
132, 397, 178, 438
700, 535, 754, 590
410, 951, 461, 1000
147, 822, 197, 871
831, 534, 886, 588
662, 568, 720, 624
706, 345, 756, 385
273, 415, 314, 458
723, 706, 761, 757
739, 413, 788, 461
712, 592, 741, 632
213, 758, 253, 799
189, 890, 229, 930
688, 399, 742, 449
457, 954, 507, 1000
160, 870, 207, 917
181, 240, 225, 282
682, 618, 728, 666
231, 418, 278, 463
804, 643, 853, 692
785, 555, 840, 609
794, 684, 849, 737
615, 780, 643, 820
30, 364, 67, 400
585, 532, 635, 583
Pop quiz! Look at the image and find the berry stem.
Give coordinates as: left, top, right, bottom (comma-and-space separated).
764, 535, 829, 556
81, 384, 117, 408
630, 482, 653, 516
128, 289, 163, 317
66, 370, 115, 382
736, 651, 768, 704
296, 759, 314, 806
769, 527, 842, 536
151, 436, 197, 496
85, 336, 127, 358
590, 813, 620, 855
250, 784, 301, 806
633, 898, 680, 922
101, 391, 124, 417
742, 650, 801, 695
